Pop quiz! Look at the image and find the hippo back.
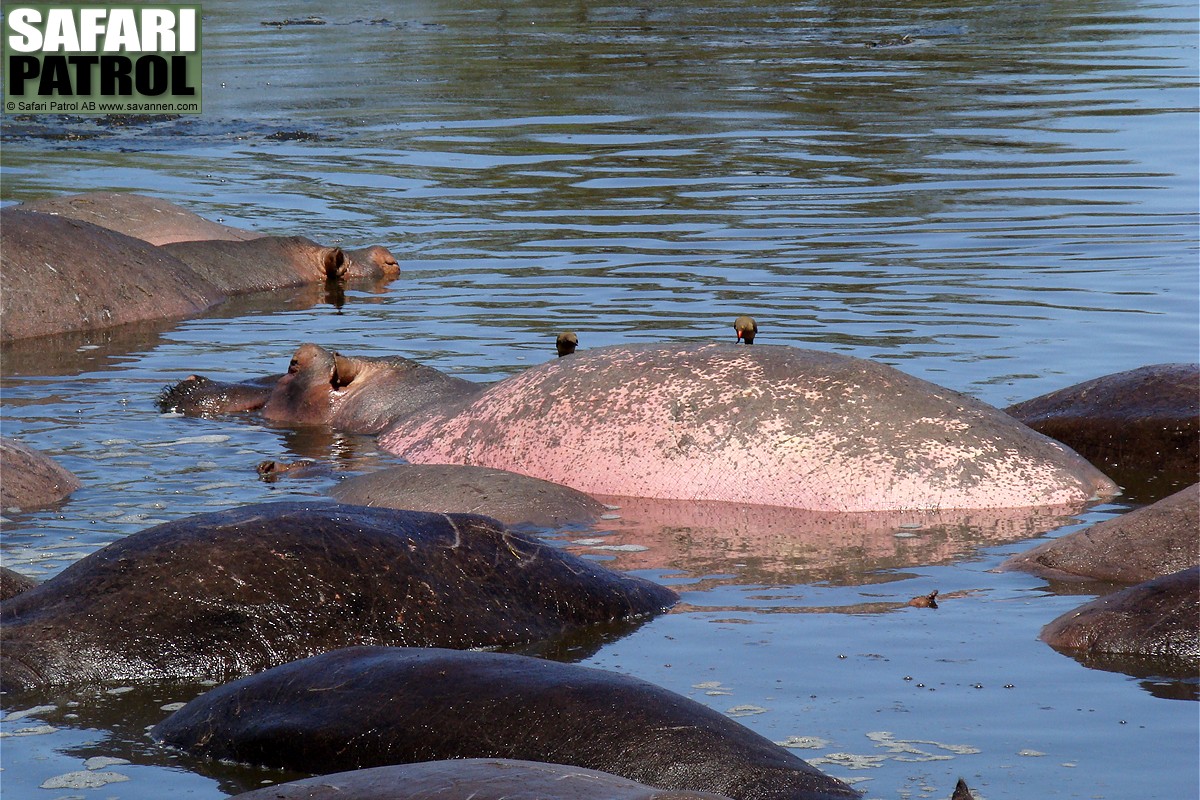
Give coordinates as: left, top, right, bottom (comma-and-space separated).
381, 343, 1116, 512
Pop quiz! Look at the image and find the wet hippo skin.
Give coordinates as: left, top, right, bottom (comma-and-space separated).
152, 646, 861, 800
0, 502, 675, 691
1040, 566, 1199, 665
1002, 483, 1199, 583
1006, 364, 1199, 500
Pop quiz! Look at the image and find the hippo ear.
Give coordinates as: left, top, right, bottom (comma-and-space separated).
322, 248, 348, 281
332, 353, 360, 389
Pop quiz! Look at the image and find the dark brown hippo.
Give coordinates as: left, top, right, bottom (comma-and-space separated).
0, 209, 223, 341
0, 437, 82, 510
160, 343, 482, 434
231, 760, 735, 800
1006, 364, 1199, 501
0, 502, 675, 692
329, 465, 607, 528
1040, 566, 1199, 668
1002, 483, 1199, 584
0, 567, 37, 601
151, 647, 860, 800
21, 192, 400, 281
163, 342, 1116, 513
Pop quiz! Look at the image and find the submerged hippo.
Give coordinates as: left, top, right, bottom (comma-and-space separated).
0, 502, 675, 692
1, 201, 398, 341
160, 343, 482, 434
1006, 364, 1199, 500
0, 567, 37, 602
0, 438, 82, 510
329, 464, 607, 528
22, 191, 265, 245
152, 646, 860, 800
21, 192, 401, 281
1, 209, 222, 341
1003, 483, 1199, 584
231, 760, 735, 800
1040, 566, 1199, 667
161, 342, 1115, 512
383, 343, 1116, 511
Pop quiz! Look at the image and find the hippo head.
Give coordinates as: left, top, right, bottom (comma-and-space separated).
263, 343, 340, 425
345, 245, 400, 280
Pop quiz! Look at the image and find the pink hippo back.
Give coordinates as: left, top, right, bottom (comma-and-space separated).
380, 343, 1117, 512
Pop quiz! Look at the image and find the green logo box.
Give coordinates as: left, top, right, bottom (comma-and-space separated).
3, 4, 201, 114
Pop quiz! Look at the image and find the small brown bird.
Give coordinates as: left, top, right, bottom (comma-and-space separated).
734, 316, 758, 345
556, 331, 579, 357
907, 590, 939, 609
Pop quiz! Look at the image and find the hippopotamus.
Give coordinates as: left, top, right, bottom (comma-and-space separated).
1040, 566, 1199, 669
1002, 483, 1198, 584
1, 209, 222, 341
160, 343, 482, 434
151, 646, 860, 800
383, 343, 1116, 512
161, 341, 1115, 513
0, 567, 37, 601
0, 502, 675, 691
1006, 364, 1199, 501
329, 464, 607, 528
1, 202, 398, 341
0, 438, 82, 510
22, 191, 265, 245
231, 760, 735, 800
20, 192, 400, 280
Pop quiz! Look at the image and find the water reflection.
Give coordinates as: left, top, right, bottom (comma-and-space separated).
571, 496, 1089, 585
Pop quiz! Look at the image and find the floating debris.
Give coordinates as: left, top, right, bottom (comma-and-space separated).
726, 704, 767, 717
41, 771, 130, 790
776, 735, 830, 749
3, 705, 56, 722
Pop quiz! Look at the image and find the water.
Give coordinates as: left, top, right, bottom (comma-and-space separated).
1, 0, 1197, 797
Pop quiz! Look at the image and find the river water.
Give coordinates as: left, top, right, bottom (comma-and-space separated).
1, 1, 1197, 798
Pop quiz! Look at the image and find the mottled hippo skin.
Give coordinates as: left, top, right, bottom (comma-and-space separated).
0, 502, 675, 692
0, 438, 82, 510
232, 760, 735, 800
1007, 364, 1199, 499
1, 200, 397, 341
382, 343, 1116, 512
153, 647, 860, 800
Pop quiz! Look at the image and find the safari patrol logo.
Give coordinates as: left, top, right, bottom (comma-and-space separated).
3, 4, 201, 114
